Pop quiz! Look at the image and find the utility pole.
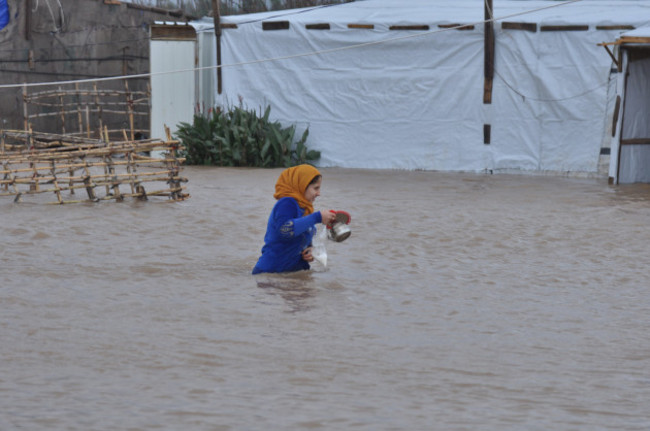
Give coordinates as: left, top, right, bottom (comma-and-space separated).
211, 0, 223, 94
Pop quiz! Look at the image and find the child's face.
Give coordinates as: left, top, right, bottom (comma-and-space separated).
304, 178, 322, 203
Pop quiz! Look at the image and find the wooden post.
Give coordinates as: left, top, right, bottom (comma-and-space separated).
484, 0, 494, 104
212, 0, 223, 94
50, 160, 63, 204
94, 82, 103, 139
83, 173, 96, 201
122, 47, 128, 76
126, 150, 136, 195
23, 84, 29, 131
68, 163, 75, 195
124, 79, 135, 140
76, 83, 83, 135
59, 86, 66, 134
85, 105, 90, 138
25, 0, 32, 41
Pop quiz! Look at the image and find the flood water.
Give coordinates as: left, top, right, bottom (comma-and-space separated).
2, 166, 650, 431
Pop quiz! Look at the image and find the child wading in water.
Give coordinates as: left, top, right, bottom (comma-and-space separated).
252, 164, 336, 274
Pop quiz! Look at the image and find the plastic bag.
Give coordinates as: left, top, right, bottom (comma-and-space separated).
311, 225, 328, 267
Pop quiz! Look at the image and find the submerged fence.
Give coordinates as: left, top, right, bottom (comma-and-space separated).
0, 129, 189, 204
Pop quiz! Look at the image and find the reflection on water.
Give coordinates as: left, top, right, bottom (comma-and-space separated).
256, 273, 319, 313
2, 166, 650, 431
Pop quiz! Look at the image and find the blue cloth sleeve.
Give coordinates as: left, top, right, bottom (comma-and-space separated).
0, 0, 9, 30
273, 198, 321, 240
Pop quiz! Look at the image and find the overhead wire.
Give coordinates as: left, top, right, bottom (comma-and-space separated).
0, 0, 585, 90
483, 0, 610, 102
494, 68, 610, 103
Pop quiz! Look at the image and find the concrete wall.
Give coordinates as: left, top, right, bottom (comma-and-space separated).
0, 0, 193, 134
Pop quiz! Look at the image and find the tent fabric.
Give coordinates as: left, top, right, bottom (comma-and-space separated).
194, 0, 650, 173
622, 57, 650, 141
619, 25, 650, 38
0, 0, 9, 30
610, 28, 650, 184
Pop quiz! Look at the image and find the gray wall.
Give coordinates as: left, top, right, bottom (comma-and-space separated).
0, 0, 192, 134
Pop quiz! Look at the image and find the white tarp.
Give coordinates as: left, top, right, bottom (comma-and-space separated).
609, 25, 650, 183
186, 0, 650, 173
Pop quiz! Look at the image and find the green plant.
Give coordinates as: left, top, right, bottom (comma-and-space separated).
175, 104, 320, 167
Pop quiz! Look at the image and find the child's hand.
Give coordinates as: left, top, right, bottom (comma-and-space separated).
301, 246, 314, 262
320, 210, 337, 226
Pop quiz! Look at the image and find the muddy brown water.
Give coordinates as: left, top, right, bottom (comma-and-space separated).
2, 166, 649, 430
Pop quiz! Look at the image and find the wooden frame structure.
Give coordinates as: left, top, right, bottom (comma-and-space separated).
0, 129, 189, 204
22, 80, 150, 142
599, 32, 650, 183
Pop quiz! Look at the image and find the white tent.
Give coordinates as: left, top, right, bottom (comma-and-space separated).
153, 0, 650, 175
607, 25, 650, 184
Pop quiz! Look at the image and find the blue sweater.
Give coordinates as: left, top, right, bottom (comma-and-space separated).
252, 197, 322, 274
0, 1, 8, 30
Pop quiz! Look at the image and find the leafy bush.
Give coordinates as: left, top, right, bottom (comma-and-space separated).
174, 104, 320, 167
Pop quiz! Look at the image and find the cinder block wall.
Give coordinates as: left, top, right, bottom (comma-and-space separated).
0, 0, 192, 133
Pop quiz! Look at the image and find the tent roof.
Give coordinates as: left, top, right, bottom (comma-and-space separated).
623, 25, 650, 38
618, 25, 650, 44
600, 24, 650, 46
208, 0, 650, 29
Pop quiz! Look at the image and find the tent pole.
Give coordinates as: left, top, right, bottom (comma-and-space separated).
484, 0, 494, 104
212, 0, 222, 94
616, 50, 629, 185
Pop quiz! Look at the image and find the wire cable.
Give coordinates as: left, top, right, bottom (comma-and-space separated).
494, 68, 610, 103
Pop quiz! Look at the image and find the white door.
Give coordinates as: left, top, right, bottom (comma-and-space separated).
150, 39, 196, 143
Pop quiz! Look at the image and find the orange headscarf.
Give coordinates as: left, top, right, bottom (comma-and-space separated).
273, 164, 321, 215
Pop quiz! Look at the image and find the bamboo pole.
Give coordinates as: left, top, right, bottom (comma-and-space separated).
59, 86, 66, 135
85, 105, 90, 138
0, 151, 186, 167
0, 142, 184, 163
94, 82, 104, 138
44, 185, 188, 205
27, 88, 148, 98
83, 158, 96, 201
68, 161, 75, 195
124, 79, 135, 141
23, 84, 29, 131
126, 145, 136, 195
50, 159, 63, 203
76, 83, 83, 136
0, 169, 186, 184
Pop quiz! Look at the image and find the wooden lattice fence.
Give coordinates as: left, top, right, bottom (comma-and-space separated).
0, 129, 189, 204
22, 80, 150, 142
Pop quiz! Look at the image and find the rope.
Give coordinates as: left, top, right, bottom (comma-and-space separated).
494, 68, 610, 103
